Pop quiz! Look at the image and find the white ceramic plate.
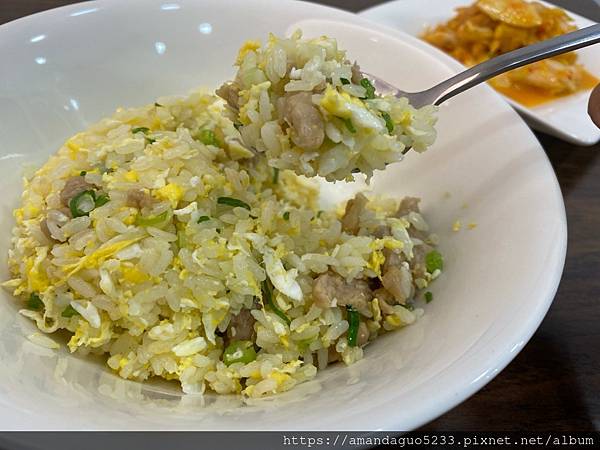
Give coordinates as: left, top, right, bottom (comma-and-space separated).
0, 0, 566, 431
360, 0, 600, 146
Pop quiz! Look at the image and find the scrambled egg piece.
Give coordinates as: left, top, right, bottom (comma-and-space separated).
236, 40, 261, 65
61, 237, 144, 279
66, 141, 81, 160
68, 320, 112, 352
26, 247, 49, 293
124, 170, 139, 182
320, 86, 383, 131
367, 249, 385, 278
120, 265, 149, 283
154, 183, 184, 207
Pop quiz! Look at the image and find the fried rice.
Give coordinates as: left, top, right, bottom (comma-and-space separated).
3, 31, 442, 397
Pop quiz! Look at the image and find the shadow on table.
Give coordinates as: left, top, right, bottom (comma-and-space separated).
537, 132, 600, 197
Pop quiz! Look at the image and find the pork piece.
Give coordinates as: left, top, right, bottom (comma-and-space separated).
126, 189, 155, 209
227, 308, 256, 341
312, 271, 373, 317
282, 92, 325, 151
374, 288, 396, 316
341, 193, 368, 235
381, 265, 411, 305
382, 248, 403, 274
373, 287, 394, 305
357, 321, 370, 347
60, 176, 94, 206
373, 225, 391, 239
395, 196, 429, 240
216, 81, 240, 110
395, 196, 421, 217
382, 235, 430, 284
411, 244, 432, 279
328, 346, 341, 363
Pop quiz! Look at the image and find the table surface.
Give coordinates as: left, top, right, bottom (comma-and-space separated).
2, 0, 599, 432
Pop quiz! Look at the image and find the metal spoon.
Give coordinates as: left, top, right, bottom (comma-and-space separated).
367, 23, 600, 109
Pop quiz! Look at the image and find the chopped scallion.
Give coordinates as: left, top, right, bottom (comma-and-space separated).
94, 193, 110, 207
135, 210, 169, 227
27, 293, 43, 311
381, 111, 394, 133
197, 215, 211, 223
131, 127, 149, 134
217, 196, 251, 210
340, 77, 350, 85
360, 78, 376, 99
69, 190, 96, 218
343, 118, 356, 133
283, 211, 290, 221
272, 167, 279, 184
199, 129, 217, 146
346, 306, 359, 347
222, 340, 257, 366
61, 305, 80, 318
425, 291, 433, 303
262, 279, 291, 325
425, 250, 444, 273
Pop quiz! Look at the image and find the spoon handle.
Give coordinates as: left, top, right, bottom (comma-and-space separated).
425, 23, 600, 107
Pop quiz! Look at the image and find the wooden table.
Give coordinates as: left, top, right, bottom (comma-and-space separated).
2, 0, 599, 432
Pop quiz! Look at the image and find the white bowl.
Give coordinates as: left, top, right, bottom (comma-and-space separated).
360, 0, 600, 146
0, 0, 567, 430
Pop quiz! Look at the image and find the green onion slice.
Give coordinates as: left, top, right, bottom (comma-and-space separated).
261, 279, 291, 325
343, 118, 356, 134
424, 291, 433, 303
222, 340, 257, 366
199, 129, 217, 146
61, 305, 80, 318
69, 190, 96, 218
360, 78, 376, 99
425, 250, 443, 273
217, 196, 251, 210
381, 111, 394, 134
27, 293, 44, 311
94, 193, 110, 207
135, 210, 169, 227
346, 305, 359, 347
